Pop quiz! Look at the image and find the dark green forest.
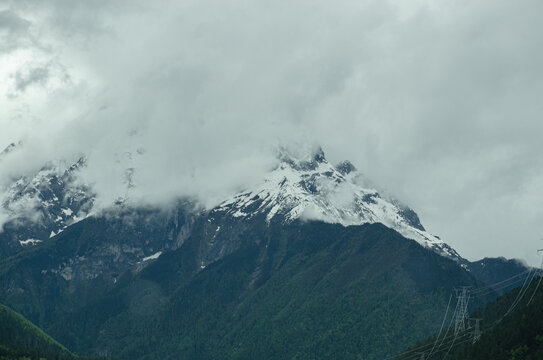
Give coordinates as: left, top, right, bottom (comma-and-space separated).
1, 218, 535, 360
41, 222, 483, 359
0, 303, 72, 360
395, 274, 543, 360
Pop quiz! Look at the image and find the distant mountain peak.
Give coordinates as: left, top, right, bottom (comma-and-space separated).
274, 145, 327, 172
0, 144, 462, 262
0, 156, 94, 255
214, 146, 462, 260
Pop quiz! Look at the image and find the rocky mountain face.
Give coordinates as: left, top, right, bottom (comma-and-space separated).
0, 219, 485, 360
0, 144, 530, 359
212, 147, 461, 260
0, 156, 93, 258
0, 145, 463, 276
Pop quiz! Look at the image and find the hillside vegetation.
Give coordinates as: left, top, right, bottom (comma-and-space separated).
395, 274, 543, 360
0, 303, 73, 359
46, 222, 483, 359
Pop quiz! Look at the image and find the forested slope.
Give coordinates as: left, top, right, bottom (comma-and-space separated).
395, 273, 543, 360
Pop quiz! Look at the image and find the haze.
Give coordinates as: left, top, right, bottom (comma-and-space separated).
1, 0, 542, 265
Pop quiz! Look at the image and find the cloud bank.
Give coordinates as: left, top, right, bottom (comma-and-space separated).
1, 0, 542, 264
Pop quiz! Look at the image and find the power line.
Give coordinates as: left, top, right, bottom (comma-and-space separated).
470, 269, 534, 296
501, 269, 535, 318
442, 288, 471, 360
453, 287, 470, 335
526, 274, 543, 306
397, 332, 473, 360
385, 304, 461, 360
389, 276, 542, 360
527, 247, 543, 305
386, 243, 543, 360
425, 294, 453, 358
469, 318, 481, 344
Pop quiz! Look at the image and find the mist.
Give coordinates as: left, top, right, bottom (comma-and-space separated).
1, 0, 543, 265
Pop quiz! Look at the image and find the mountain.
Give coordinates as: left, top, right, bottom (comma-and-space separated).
0, 156, 94, 259
213, 147, 461, 261
0, 145, 459, 262
0, 145, 468, 288
16, 222, 484, 359
0, 145, 530, 359
0, 302, 73, 359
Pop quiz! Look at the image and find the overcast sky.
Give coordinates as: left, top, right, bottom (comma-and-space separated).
1, 0, 542, 265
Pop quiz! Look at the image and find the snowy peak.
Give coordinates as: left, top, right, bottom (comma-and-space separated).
274, 145, 327, 172
214, 148, 461, 260
0, 157, 94, 252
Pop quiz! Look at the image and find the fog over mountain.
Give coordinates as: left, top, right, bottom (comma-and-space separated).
1, 0, 543, 265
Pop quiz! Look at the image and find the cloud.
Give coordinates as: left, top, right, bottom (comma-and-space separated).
11, 65, 50, 93
0, 0, 542, 265
0, 9, 32, 53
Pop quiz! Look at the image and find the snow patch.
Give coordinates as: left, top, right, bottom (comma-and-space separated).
142, 251, 162, 262
19, 239, 42, 246
61, 208, 73, 216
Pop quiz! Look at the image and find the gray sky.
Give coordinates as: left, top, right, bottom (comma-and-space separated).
1, 0, 542, 265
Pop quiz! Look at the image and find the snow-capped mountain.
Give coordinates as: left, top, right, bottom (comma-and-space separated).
214, 147, 461, 260
0, 142, 461, 262
0, 154, 93, 256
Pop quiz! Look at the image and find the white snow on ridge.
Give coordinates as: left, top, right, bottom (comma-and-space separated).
19, 239, 43, 246
62, 208, 73, 216
1, 157, 94, 247
142, 251, 162, 262
215, 149, 461, 260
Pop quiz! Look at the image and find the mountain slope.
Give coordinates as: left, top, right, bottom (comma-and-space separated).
43, 222, 484, 359
396, 274, 543, 360
0, 145, 529, 359
0, 302, 73, 359
466, 257, 531, 294
1, 146, 461, 262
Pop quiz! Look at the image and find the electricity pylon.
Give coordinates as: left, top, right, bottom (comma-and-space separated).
470, 318, 481, 343
454, 287, 470, 335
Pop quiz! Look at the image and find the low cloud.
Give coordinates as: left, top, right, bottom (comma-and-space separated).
11, 65, 50, 93
0, 9, 32, 53
0, 0, 542, 265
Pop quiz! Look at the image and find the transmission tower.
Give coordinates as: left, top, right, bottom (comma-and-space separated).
454, 287, 470, 335
470, 318, 481, 343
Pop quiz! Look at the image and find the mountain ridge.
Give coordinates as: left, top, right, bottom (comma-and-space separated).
0, 144, 531, 359
213, 146, 461, 261
1, 145, 462, 263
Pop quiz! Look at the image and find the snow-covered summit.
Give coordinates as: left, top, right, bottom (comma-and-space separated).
215, 147, 461, 260
0, 156, 93, 254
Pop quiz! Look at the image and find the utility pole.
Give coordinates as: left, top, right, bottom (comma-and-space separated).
454, 287, 470, 335
470, 318, 481, 343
